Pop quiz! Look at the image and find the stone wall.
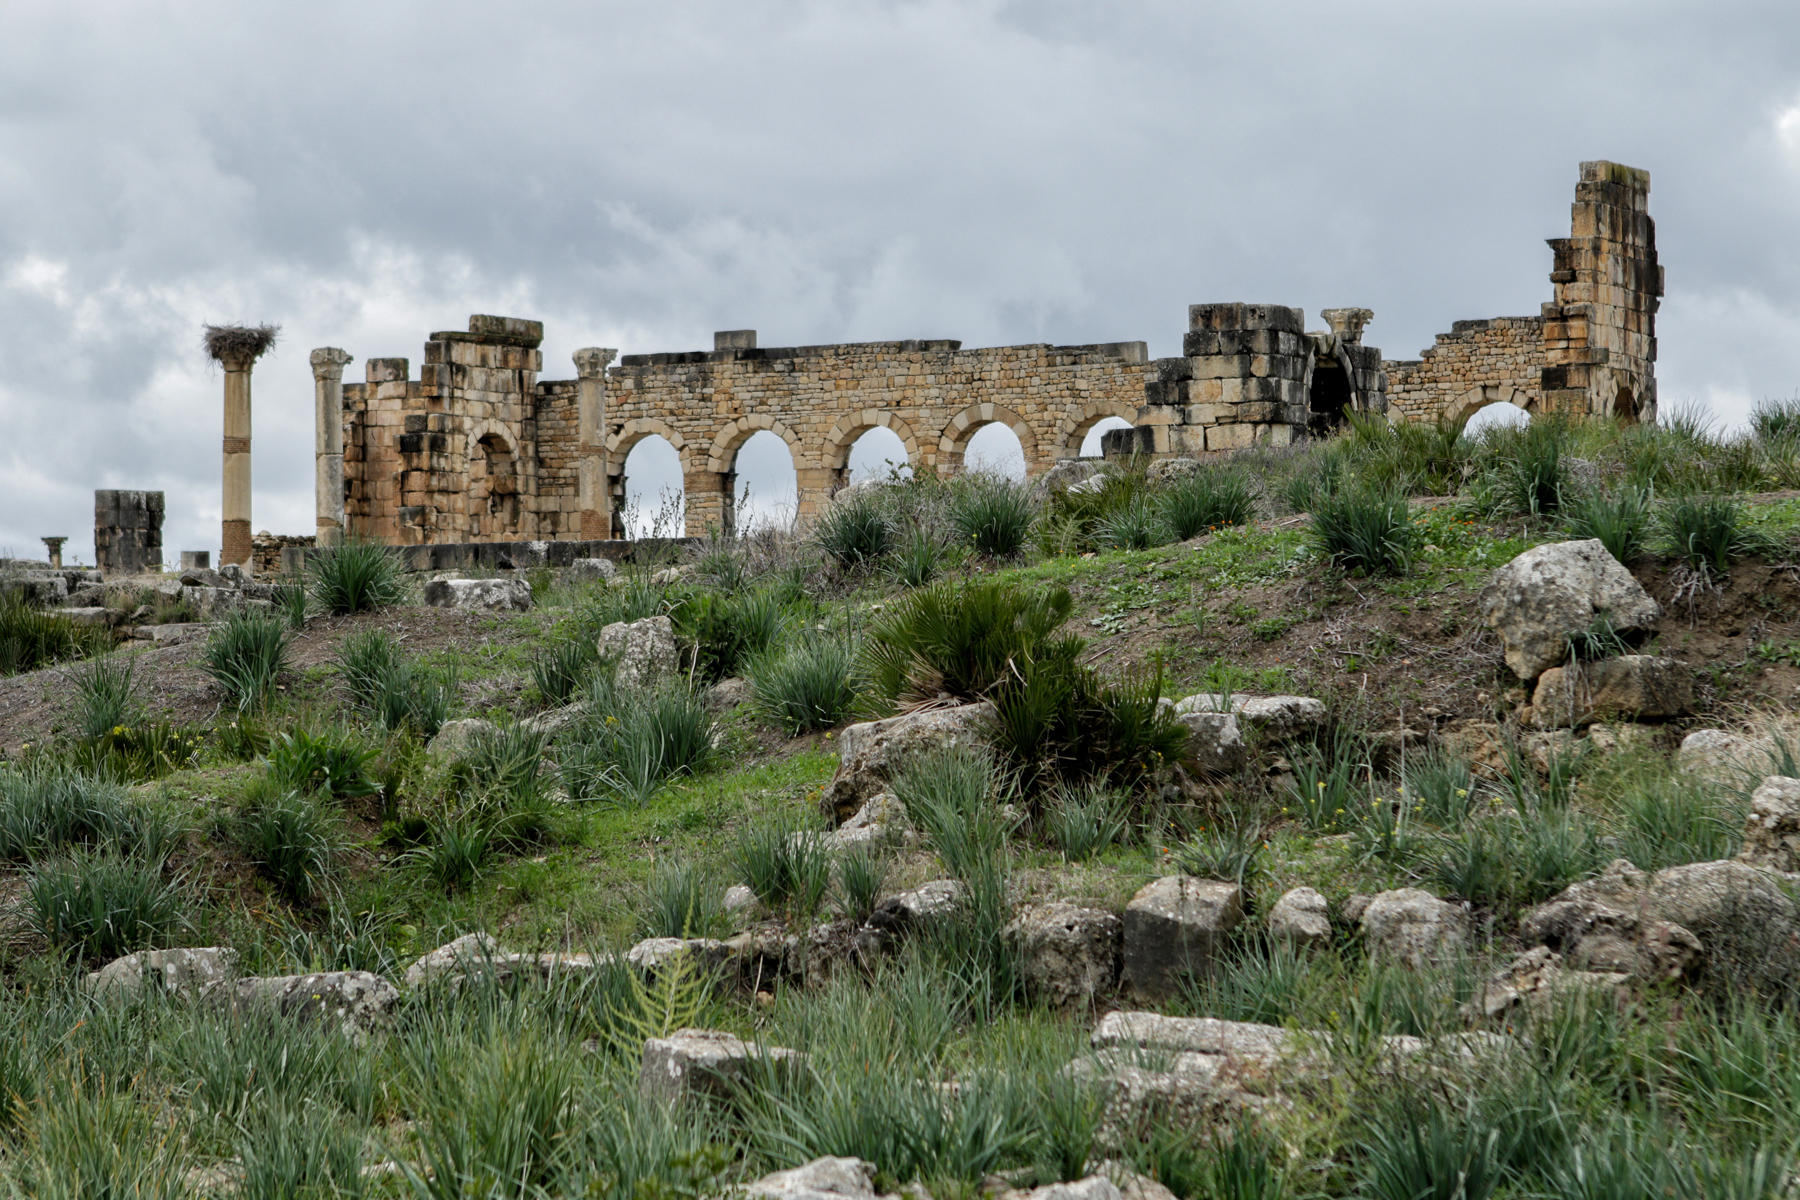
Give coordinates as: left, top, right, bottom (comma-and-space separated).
1385, 316, 1546, 425
93, 490, 163, 578
251, 532, 314, 578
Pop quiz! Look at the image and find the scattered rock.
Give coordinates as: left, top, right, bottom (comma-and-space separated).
724, 884, 764, 927
1174, 693, 1327, 743
1174, 711, 1246, 774
820, 703, 995, 824
651, 566, 685, 587
1267, 887, 1331, 949
858, 880, 967, 955
1000, 1177, 1123, 1200
144, 622, 209, 647
1360, 888, 1468, 968
59, 606, 119, 627
521, 702, 588, 738
1033, 459, 1108, 501
1092, 1010, 1294, 1065
599, 615, 680, 690
1680, 729, 1765, 788
639, 1027, 804, 1105
743, 1157, 897, 1200
705, 676, 753, 713
1121, 877, 1244, 1000
422, 576, 533, 612
1477, 539, 1660, 681
1466, 947, 1631, 1021
402, 932, 603, 989
427, 717, 500, 759
1005, 901, 1122, 1010
625, 936, 733, 975
1146, 457, 1205, 483
224, 971, 399, 1039
567, 557, 619, 584
1527, 656, 1691, 728
1740, 777, 1800, 872
85, 947, 238, 1000
825, 791, 916, 852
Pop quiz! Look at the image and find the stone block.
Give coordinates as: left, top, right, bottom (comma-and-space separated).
1121, 877, 1244, 999
1005, 902, 1121, 1010
640, 1028, 804, 1105
1527, 656, 1691, 728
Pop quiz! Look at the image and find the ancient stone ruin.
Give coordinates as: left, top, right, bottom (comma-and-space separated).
310, 160, 1657, 544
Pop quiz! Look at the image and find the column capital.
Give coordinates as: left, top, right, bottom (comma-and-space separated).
309, 346, 354, 380
573, 347, 618, 379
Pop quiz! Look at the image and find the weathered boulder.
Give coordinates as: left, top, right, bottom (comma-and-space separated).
599, 615, 680, 691
640, 1027, 804, 1105
824, 791, 916, 852
743, 1157, 896, 1200
1478, 539, 1660, 680
427, 717, 500, 759
224, 971, 399, 1039
1005, 901, 1121, 1010
625, 936, 733, 975
567, 557, 619, 584
1173, 693, 1327, 744
724, 883, 764, 927
1121, 877, 1244, 1000
1000, 1177, 1124, 1200
1, 574, 67, 605
521, 702, 588, 738
1267, 887, 1331, 949
85, 947, 237, 1000
1465, 947, 1630, 1021
1527, 656, 1691, 728
59, 606, 119, 628
422, 576, 533, 612
1740, 777, 1800, 872
1360, 888, 1468, 968
1678, 729, 1765, 787
704, 676, 753, 713
1032, 459, 1109, 501
1175, 711, 1246, 774
820, 702, 994, 824
145, 622, 209, 647
402, 932, 602, 989
1092, 1011, 1294, 1065
863, 879, 966, 940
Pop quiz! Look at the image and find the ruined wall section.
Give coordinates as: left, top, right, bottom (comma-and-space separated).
604, 339, 1153, 533
1384, 316, 1546, 425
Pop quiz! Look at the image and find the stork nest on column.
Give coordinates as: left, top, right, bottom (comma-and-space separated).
202, 323, 280, 364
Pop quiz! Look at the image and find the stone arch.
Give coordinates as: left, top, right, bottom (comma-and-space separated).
608, 419, 692, 538
823, 410, 924, 474
705, 414, 807, 473
467, 421, 521, 539
938, 403, 1038, 474
1056, 399, 1141, 460
1443, 385, 1536, 429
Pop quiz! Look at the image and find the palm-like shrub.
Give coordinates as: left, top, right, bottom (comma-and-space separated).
948, 474, 1034, 557
673, 586, 787, 681
0, 592, 101, 677
865, 580, 1074, 706
204, 610, 290, 711
306, 539, 406, 615
1309, 485, 1419, 575
267, 727, 380, 800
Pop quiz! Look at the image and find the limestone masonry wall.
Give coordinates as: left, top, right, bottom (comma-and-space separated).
320, 161, 1661, 544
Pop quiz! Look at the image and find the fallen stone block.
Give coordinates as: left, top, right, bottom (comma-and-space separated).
1527, 656, 1691, 728
1005, 901, 1121, 1010
85, 947, 238, 1000
1121, 877, 1243, 1000
422, 576, 533, 612
223, 971, 399, 1039
640, 1027, 804, 1105
820, 703, 994, 824
599, 615, 679, 690
1477, 539, 1660, 681
1359, 888, 1468, 968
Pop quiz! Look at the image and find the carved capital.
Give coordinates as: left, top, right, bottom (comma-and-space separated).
309, 346, 354, 381
572, 347, 618, 379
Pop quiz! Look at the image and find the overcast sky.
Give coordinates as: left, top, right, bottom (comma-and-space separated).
4, 0, 1799, 559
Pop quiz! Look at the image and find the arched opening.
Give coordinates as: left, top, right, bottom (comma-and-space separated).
846, 427, 912, 485
1080, 417, 1133, 458
1308, 363, 1353, 437
1614, 386, 1640, 425
731, 430, 798, 533
470, 433, 520, 539
965, 423, 1027, 481
619, 435, 686, 538
1463, 400, 1532, 436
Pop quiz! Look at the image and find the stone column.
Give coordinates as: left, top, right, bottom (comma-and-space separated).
311, 347, 354, 547
219, 353, 256, 567
40, 537, 65, 569
572, 347, 618, 540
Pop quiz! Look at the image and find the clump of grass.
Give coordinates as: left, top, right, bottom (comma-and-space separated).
306, 539, 406, 616
673, 586, 788, 681
1477, 416, 1569, 515
641, 857, 724, 939
530, 636, 599, 706
865, 579, 1072, 706
1309, 484, 1418, 575
1174, 816, 1266, 895
1159, 467, 1255, 539
1749, 394, 1800, 442
948, 474, 1034, 558
1040, 780, 1129, 861
71, 653, 140, 741
335, 630, 455, 737
1562, 486, 1651, 563
732, 815, 833, 922
0, 591, 103, 677
267, 727, 379, 800
203, 609, 289, 711
413, 815, 494, 892
27, 850, 188, 962
1658, 494, 1758, 573
1094, 496, 1168, 551
836, 846, 888, 924
232, 786, 341, 904
236, 1103, 366, 1200
889, 524, 947, 587
560, 679, 717, 806
749, 637, 863, 735
0, 765, 184, 863
816, 489, 895, 569
451, 722, 556, 843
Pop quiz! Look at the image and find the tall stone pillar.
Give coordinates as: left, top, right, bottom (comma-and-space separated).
311, 347, 353, 547
94, 490, 164, 578
572, 347, 618, 539
220, 353, 255, 566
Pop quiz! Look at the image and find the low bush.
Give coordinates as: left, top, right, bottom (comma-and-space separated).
750, 637, 863, 735
1094, 496, 1168, 551
203, 610, 290, 711
340, 629, 456, 736
236, 1103, 366, 1200
1158, 467, 1256, 539
306, 539, 406, 615
451, 722, 556, 842
27, 850, 188, 962
948, 474, 1034, 558
412, 815, 494, 892
267, 727, 380, 800
1563, 486, 1651, 563
732, 815, 832, 922
1749, 394, 1800, 443
1174, 817, 1266, 895
889, 523, 948, 587
816, 489, 895, 568
1476, 416, 1569, 516
836, 846, 888, 925
274, 583, 308, 630
865, 579, 1075, 707
673, 586, 788, 681
0, 765, 183, 863
232, 787, 341, 903
73, 722, 206, 783
1309, 484, 1419, 575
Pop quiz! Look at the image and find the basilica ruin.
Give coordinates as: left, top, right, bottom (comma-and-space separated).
302, 160, 1659, 546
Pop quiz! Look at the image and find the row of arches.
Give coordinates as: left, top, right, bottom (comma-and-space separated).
613, 408, 1138, 537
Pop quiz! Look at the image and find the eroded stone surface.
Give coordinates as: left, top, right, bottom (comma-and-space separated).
225, 971, 399, 1038
640, 1027, 803, 1105
1527, 656, 1690, 728
1360, 889, 1468, 968
743, 1157, 896, 1200
1121, 877, 1243, 1000
1739, 776, 1800, 872
599, 615, 679, 690
86, 947, 238, 1000
1477, 539, 1660, 681
1174, 711, 1246, 774
820, 703, 994, 824
422, 576, 533, 612
1005, 901, 1122, 1010
1268, 887, 1332, 949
